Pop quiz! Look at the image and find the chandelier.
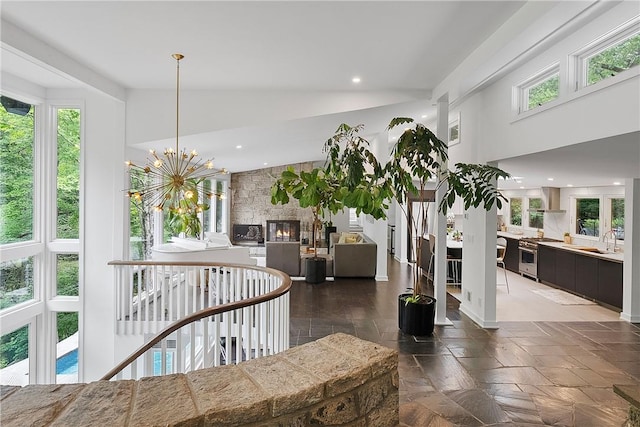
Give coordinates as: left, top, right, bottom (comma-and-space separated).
126, 54, 227, 214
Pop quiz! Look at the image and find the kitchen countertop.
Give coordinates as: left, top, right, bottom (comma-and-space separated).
497, 230, 527, 240
497, 231, 624, 263
538, 241, 624, 263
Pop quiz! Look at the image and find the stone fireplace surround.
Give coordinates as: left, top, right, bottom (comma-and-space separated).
230, 162, 315, 243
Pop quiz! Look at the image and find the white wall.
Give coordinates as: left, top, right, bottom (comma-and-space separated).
478, 2, 640, 163
78, 90, 126, 381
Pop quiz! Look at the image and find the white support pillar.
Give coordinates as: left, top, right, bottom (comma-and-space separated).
620, 178, 640, 323
369, 132, 389, 281
434, 96, 452, 326
459, 204, 499, 329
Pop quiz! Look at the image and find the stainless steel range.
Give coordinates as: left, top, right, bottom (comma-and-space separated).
518, 237, 561, 281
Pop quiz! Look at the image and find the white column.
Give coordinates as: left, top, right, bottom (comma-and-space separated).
459, 203, 499, 328
620, 178, 640, 323
434, 96, 452, 326
369, 132, 389, 281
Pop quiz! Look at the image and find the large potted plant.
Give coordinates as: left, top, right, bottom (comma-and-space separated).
270, 166, 342, 283
324, 118, 508, 335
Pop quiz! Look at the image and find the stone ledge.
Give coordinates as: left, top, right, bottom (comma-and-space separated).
0, 333, 398, 427
614, 384, 640, 427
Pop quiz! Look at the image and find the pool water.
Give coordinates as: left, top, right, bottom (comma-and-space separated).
56, 349, 78, 375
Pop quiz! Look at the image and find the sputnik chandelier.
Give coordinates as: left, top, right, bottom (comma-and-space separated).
126, 54, 227, 213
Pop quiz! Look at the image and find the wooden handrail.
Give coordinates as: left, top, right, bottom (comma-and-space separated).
101, 263, 291, 381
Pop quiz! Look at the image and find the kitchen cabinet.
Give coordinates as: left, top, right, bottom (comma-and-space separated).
575, 255, 598, 300
537, 243, 622, 310
555, 250, 576, 292
503, 237, 520, 273
598, 259, 623, 309
537, 245, 556, 284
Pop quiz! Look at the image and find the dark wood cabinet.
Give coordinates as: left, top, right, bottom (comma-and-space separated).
575, 255, 598, 301
555, 250, 576, 292
537, 244, 622, 311
598, 259, 623, 309
537, 245, 556, 284
503, 237, 520, 273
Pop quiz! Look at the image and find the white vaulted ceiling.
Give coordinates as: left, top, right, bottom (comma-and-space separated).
4, 1, 637, 188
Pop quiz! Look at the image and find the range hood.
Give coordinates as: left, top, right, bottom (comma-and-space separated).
529, 187, 566, 213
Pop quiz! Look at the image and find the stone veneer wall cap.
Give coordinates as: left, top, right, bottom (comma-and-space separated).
49, 380, 136, 427
316, 333, 398, 378
186, 363, 271, 425
0, 384, 85, 427
239, 353, 326, 417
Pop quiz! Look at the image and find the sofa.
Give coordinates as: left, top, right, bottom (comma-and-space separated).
265, 241, 300, 276
329, 232, 377, 278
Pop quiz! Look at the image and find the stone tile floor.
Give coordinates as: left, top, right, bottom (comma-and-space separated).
289, 256, 640, 426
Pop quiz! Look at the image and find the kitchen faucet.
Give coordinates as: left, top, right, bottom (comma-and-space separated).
602, 229, 618, 252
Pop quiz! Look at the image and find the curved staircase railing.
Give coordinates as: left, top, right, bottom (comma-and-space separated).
102, 261, 291, 381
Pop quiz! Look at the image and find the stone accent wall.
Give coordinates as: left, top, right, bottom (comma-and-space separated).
230, 163, 315, 237
1, 333, 399, 427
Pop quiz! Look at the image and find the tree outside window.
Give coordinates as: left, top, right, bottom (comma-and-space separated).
510, 198, 522, 226
576, 198, 599, 236
611, 198, 624, 240
528, 198, 544, 229
527, 74, 559, 110
587, 33, 640, 86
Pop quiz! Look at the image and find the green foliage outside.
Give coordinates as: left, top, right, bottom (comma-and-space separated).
56, 109, 80, 239
588, 33, 640, 85
528, 74, 559, 110
510, 198, 522, 226
1, 102, 81, 369
0, 102, 34, 244
528, 198, 544, 229
577, 198, 600, 236
0, 325, 28, 369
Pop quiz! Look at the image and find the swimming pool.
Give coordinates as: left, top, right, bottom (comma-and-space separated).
56, 349, 78, 375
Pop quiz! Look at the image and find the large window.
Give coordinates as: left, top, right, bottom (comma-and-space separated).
1, 97, 82, 386
575, 198, 600, 236
610, 198, 624, 240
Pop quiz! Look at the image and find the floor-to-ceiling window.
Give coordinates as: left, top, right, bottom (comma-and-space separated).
0, 95, 82, 385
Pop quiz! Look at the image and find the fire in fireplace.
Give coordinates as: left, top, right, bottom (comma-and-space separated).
266, 220, 300, 242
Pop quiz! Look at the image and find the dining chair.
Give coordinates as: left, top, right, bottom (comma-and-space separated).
497, 237, 509, 293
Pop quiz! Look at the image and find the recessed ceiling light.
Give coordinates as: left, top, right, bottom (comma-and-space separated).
421, 114, 427, 119
547, 178, 554, 181
236, 145, 242, 149
352, 76, 361, 83
567, 184, 573, 187
520, 186, 525, 189
613, 181, 621, 185
263, 162, 268, 166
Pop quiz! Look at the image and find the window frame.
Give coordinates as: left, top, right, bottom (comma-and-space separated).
1, 96, 84, 385
570, 196, 602, 241
573, 16, 640, 90
515, 63, 561, 114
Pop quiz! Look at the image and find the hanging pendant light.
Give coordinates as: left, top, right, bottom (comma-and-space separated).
126, 54, 227, 213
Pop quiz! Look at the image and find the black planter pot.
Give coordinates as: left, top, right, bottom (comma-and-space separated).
305, 257, 326, 284
398, 294, 436, 336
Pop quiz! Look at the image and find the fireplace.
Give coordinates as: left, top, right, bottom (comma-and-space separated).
266, 220, 300, 242
232, 224, 264, 244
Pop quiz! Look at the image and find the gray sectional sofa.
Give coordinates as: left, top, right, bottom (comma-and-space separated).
329, 232, 377, 278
